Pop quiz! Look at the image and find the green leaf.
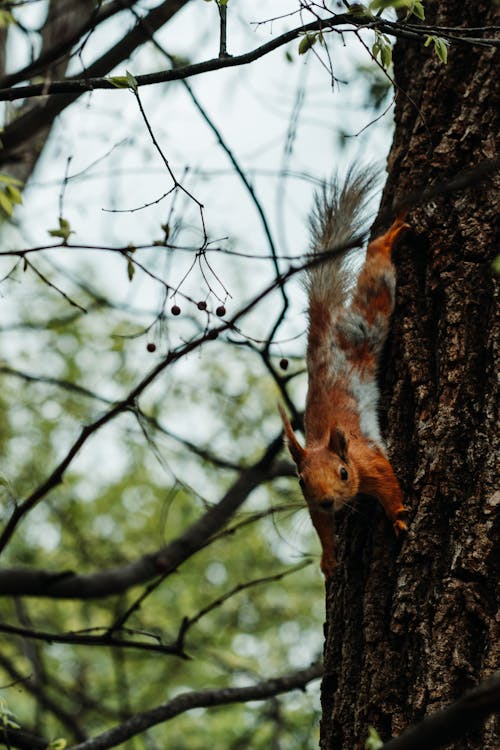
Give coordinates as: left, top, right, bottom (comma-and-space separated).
298, 33, 317, 55
126, 70, 138, 92
48, 217, 74, 243
0, 189, 13, 217
434, 37, 449, 63
372, 32, 392, 68
413, 1, 425, 19
380, 42, 392, 68
285, 50, 293, 63
108, 72, 138, 92
365, 726, 383, 750
424, 34, 448, 63
47, 740, 67, 750
108, 76, 130, 88
0, 174, 23, 186
5, 184, 22, 205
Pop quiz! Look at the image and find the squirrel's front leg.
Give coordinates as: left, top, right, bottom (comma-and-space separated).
358, 452, 408, 537
308, 508, 336, 579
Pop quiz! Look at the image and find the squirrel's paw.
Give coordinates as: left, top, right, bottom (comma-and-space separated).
320, 552, 337, 580
393, 507, 409, 537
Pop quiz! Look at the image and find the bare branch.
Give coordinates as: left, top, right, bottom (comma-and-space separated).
0, 432, 285, 598
175, 561, 312, 650
1, 13, 497, 105
0, 622, 187, 658
64, 662, 323, 750
0, 363, 241, 469
0, 246, 347, 555
0, 652, 87, 742
0, 0, 141, 90
0, 0, 191, 165
0, 727, 48, 750
127, 16, 284, 308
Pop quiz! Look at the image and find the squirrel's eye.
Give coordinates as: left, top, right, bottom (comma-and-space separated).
340, 467, 348, 481
298, 476, 305, 489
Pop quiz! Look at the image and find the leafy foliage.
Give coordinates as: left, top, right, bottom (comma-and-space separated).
0, 174, 23, 219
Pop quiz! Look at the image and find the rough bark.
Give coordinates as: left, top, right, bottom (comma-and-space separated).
321, 2, 499, 749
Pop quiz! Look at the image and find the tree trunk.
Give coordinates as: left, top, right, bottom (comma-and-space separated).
321, 2, 499, 749
1, 0, 95, 184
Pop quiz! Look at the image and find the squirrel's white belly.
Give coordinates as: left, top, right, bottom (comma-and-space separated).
347, 370, 384, 448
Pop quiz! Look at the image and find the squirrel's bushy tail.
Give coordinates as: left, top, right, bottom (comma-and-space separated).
305, 166, 378, 308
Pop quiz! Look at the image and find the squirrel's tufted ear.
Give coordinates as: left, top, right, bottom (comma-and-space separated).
328, 427, 348, 463
278, 404, 305, 466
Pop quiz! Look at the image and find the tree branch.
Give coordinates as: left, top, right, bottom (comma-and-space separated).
381, 671, 500, 750
175, 561, 311, 651
64, 662, 323, 750
0, 727, 48, 750
0, 432, 285, 598
0, 0, 191, 164
1, 14, 497, 105
0, 0, 141, 90
0, 245, 341, 556
0, 652, 86, 742
0, 622, 188, 657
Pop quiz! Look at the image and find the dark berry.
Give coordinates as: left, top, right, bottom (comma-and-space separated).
171, 305, 181, 316
197, 300, 207, 311
146, 342, 156, 353
216, 305, 226, 317
279, 358, 289, 371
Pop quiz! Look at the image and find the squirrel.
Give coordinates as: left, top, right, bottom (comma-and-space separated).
279, 168, 409, 578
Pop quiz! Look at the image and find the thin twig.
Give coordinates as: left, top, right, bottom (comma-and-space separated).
2, 14, 497, 103
23, 257, 87, 313
218, 2, 229, 58
0, 622, 187, 658
175, 561, 312, 650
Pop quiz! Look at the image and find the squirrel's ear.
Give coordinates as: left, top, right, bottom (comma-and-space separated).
328, 427, 348, 463
278, 404, 305, 466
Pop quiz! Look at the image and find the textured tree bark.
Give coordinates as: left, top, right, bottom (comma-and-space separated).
321, 2, 499, 749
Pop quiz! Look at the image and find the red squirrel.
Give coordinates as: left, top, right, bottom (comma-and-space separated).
279, 169, 409, 578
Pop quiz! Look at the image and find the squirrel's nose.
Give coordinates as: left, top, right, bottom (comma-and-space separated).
319, 499, 334, 510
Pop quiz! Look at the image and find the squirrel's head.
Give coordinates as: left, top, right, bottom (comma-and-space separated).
279, 405, 359, 512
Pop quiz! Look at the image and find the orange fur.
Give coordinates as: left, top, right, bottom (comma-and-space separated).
280, 191, 409, 578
